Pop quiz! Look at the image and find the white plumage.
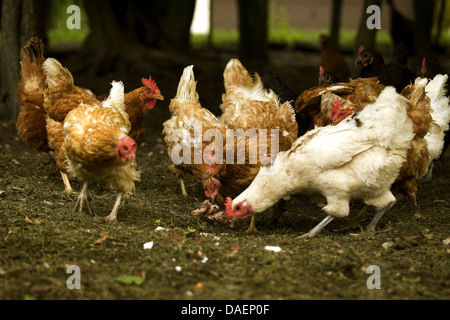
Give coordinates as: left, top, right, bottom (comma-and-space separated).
228, 86, 415, 236
423, 74, 450, 162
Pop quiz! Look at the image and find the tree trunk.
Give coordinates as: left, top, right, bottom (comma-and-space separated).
413, 0, 435, 57
330, 0, 343, 49
354, 0, 382, 51
238, 0, 268, 63
74, 0, 195, 76
0, 0, 46, 121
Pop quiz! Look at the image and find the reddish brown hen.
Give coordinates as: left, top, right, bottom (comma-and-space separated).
16, 38, 49, 153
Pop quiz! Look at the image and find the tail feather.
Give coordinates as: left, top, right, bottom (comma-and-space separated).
103, 81, 125, 111
175, 65, 199, 102
223, 59, 255, 91
425, 74, 450, 132
42, 58, 74, 89
18, 37, 46, 95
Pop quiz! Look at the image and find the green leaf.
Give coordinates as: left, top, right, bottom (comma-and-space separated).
402, 276, 421, 283
115, 276, 144, 286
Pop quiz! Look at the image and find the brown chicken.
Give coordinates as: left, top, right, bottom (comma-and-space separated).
62, 81, 140, 224
390, 79, 432, 219
217, 59, 298, 198
163, 65, 227, 201
16, 38, 49, 154
319, 34, 350, 83
42, 58, 99, 194
295, 77, 385, 131
16, 38, 162, 194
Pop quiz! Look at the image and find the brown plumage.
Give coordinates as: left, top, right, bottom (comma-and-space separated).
62, 81, 140, 224
163, 61, 298, 226
16, 37, 49, 153
16, 37, 163, 194
391, 79, 432, 218
163, 65, 227, 200
319, 35, 350, 83
295, 77, 384, 131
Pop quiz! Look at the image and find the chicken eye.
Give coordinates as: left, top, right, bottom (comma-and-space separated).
236, 205, 241, 211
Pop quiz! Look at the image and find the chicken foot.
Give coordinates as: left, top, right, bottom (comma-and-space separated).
299, 215, 335, 238
365, 205, 392, 233
104, 192, 124, 224
407, 191, 421, 220
74, 181, 93, 215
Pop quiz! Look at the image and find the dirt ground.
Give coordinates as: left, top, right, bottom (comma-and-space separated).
0, 46, 449, 301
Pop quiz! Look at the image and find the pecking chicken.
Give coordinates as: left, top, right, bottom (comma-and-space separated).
163, 65, 228, 201
226, 86, 415, 237
307, 75, 448, 226
62, 81, 140, 224
319, 35, 350, 83
163, 60, 298, 232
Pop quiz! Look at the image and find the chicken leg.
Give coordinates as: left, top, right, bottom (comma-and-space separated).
408, 191, 421, 220
299, 215, 335, 238
365, 205, 392, 233
74, 181, 93, 215
60, 171, 73, 194
245, 215, 258, 233
179, 178, 188, 197
104, 192, 124, 224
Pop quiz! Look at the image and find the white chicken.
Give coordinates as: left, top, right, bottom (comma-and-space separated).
225, 87, 415, 237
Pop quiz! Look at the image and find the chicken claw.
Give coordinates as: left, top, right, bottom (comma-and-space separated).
74, 182, 93, 215
191, 200, 233, 227
299, 215, 335, 239
104, 192, 124, 224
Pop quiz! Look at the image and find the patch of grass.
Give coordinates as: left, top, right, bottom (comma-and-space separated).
191, 28, 394, 48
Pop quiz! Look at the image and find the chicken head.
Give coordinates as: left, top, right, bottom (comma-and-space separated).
140, 76, 164, 110
116, 136, 137, 162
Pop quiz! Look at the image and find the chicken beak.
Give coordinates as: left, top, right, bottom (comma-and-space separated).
354, 56, 361, 68
155, 94, 164, 101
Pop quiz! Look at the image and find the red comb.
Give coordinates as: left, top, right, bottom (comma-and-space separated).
225, 197, 234, 218
422, 58, 427, 71
141, 76, 159, 91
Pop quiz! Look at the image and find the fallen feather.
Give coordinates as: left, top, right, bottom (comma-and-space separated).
143, 241, 154, 250
43, 200, 53, 207
382, 241, 394, 250
265, 246, 282, 253
175, 266, 182, 272
155, 226, 168, 232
